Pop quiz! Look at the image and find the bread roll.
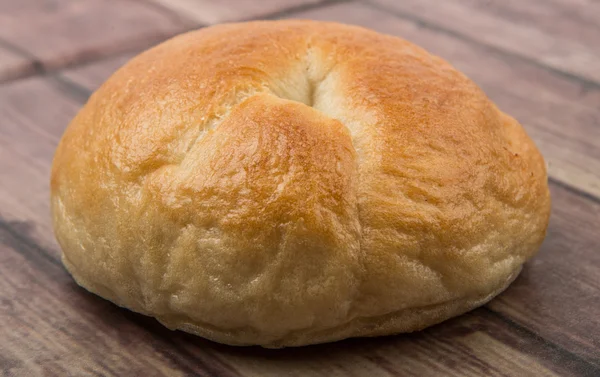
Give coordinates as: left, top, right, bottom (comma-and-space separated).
50, 20, 551, 347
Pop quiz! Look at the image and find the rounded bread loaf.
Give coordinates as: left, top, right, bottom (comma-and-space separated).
51, 20, 551, 347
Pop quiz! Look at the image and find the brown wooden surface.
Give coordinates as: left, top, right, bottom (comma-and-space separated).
0, 43, 35, 83
368, 0, 600, 83
0, 0, 192, 70
0, 0, 598, 376
147, 0, 326, 24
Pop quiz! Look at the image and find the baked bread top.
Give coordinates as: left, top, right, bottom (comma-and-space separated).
51, 20, 551, 347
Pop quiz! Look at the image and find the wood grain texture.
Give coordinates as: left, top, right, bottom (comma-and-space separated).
367, 0, 600, 84
147, 0, 324, 24
60, 52, 138, 90
0, 42, 35, 82
448, 0, 600, 48
0, 0, 191, 70
286, 2, 600, 198
0, 77, 80, 254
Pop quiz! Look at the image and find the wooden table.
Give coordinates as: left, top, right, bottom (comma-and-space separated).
1, 0, 599, 376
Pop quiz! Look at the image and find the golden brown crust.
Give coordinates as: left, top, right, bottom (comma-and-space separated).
51, 20, 551, 347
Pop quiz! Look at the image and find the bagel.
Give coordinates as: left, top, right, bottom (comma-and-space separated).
51, 20, 551, 347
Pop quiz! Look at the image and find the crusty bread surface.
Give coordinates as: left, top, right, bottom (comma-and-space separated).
51, 20, 551, 347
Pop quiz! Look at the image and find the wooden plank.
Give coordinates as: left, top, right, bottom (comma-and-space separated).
0, 77, 81, 255
1, 223, 595, 376
285, 1, 600, 366
367, 0, 600, 84
0, 0, 191, 70
60, 52, 138, 91
442, 0, 600, 49
284, 1, 600, 200
0, 43, 35, 82
147, 0, 323, 24
218, 309, 596, 377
